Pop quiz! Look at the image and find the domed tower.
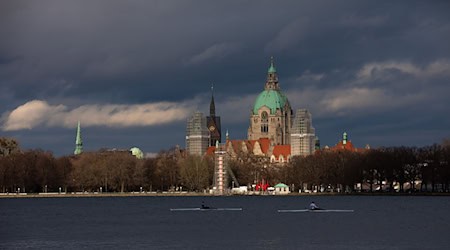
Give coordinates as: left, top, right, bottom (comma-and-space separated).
248, 57, 293, 145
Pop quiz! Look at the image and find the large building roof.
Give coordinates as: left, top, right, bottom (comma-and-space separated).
253, 89, 289, 115
272, 145, 291, 158
326, 132, 369, 152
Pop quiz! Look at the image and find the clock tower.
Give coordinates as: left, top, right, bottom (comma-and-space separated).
248, 57, 293, 145
207, 86, 222, 146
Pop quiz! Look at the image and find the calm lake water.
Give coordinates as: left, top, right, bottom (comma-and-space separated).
1, 195, 449, 249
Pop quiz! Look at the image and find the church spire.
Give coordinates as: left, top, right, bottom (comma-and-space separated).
268, 56, 276, 73
265, 56, 279, 90
210, 84, 215, 117
74, 121, 83, 155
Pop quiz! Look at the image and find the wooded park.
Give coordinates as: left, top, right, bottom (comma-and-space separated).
1, 137, 449, 194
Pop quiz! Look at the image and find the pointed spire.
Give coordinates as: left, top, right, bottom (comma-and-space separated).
74, 121, 83, 155
226, 130, 229, 141
210, 84, 215, 116
265, 56, 279, 90
268, 56, 276, 73
343, 132, 348, 145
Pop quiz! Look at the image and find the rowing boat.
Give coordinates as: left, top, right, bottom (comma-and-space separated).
277, 209, 354, 213
170, 208, 243, 211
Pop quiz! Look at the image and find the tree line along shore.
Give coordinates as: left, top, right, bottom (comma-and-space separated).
1, 137, 450, 195
2, 191, 450, 199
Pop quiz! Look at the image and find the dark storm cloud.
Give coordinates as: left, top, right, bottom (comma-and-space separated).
1, 0, 449, 155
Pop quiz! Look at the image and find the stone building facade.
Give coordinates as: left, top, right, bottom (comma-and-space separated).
188, 57, 317, 160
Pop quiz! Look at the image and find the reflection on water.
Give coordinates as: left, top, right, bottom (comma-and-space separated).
1, 196, 449, 249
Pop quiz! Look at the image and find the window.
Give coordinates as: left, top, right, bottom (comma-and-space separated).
261, 111, 268, 133
261, 124, 268, 133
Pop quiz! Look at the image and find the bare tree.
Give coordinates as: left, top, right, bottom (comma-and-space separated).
103, 151, 137, 193
178, 155, 210, 191
142, 157, 157, 191
155, 150, 180, 191
56, 156, 73, 192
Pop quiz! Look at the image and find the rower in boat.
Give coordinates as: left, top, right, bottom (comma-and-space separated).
309, 201, 321, 210
201, 201, 210, 209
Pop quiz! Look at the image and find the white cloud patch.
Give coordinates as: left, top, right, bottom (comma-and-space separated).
186, 42, 241, 65
2, 100, 198, 131
322, 88, 386, 112
286, 60, 449, 118
295, 70, 325, 82
357, 60, 450, 80
1, 100, 67, 130
287, 86, 427, 117
319, 87, 425, 115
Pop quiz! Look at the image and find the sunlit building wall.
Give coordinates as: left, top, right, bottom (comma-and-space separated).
291, 109, 315, 156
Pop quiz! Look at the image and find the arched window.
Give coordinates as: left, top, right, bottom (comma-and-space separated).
261, 111, 268, 133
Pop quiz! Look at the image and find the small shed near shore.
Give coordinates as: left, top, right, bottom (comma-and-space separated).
274, 183, 290, 195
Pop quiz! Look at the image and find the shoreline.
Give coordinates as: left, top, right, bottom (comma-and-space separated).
1, 191, 449, 198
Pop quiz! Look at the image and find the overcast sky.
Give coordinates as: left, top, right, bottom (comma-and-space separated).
1, 0, 449, 156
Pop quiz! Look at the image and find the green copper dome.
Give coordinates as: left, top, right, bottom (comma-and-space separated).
274, 183, 289, 188
253, 89, 288, 115
130, 147, 144, 159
